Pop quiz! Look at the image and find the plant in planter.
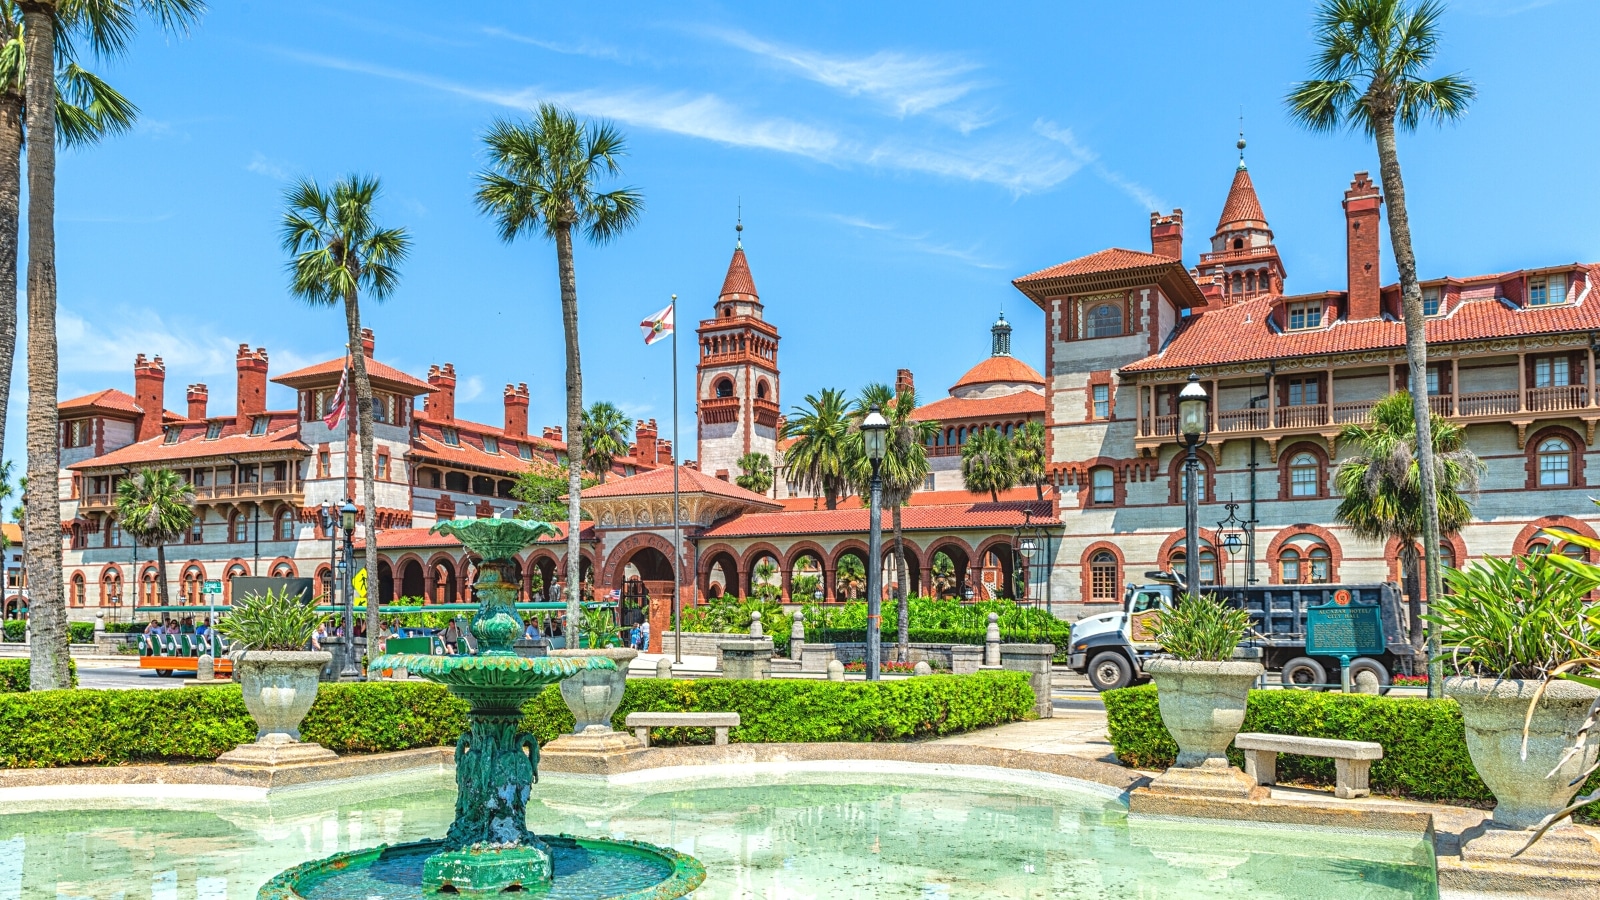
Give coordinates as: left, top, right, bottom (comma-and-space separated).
1425, 550, 1600, 861
215, 589, 336, 765
548, 604, 639, 751
1141, 593, 1264, 799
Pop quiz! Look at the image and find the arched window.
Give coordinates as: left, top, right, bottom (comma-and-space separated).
1171, 546, 1219, 586
1091, 467, 1115, 505
1309, 546, 1331, 583
181, 566, 203, 605
714, 378, 734, 398
275, 510, 295, 541
70, 572, 86, 607
1246, 271, 1256, 293
225, 563, 248, 603
1232, 272, 1243, 294
1086, 304, 1123, 338
1538, 437, 1572, 486
1279, 548, 1301, 584
100, 569, 121, 606
1090, 551, 1119, 601
140, 567, 158, 605
1289, 452, 1320, 497
1232, 238, 1244, 250
756, 380, 769, 400
1180, 467, 1206, 502
1529, 528, 1587, 561
271, 561, 295, 579
957, 426, 967, 443
188, 509, 204, 544
1277, 534, 1334, 584
229, 511, 249, 543
1259, 269, 1271, 293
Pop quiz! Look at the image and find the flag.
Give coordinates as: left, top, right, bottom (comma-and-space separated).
640, 303, 674, 345
323, 366, 349, 429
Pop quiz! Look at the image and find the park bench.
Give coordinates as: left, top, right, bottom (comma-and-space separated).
624, 712, 740, 748
1234, 732, 1384, 799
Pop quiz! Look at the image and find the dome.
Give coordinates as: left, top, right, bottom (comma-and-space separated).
950, 355, 1045, 392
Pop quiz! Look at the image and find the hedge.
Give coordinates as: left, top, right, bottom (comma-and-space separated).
2, 621, 97, 643
0, 671, 1034, 768
0, 659, 78, 693
1104, 684, 1600, 804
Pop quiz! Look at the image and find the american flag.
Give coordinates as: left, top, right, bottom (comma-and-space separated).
323, 366, 349, 429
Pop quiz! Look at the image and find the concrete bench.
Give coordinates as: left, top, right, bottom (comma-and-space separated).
1234, 732, 1384, 799
625, 712, 740, 748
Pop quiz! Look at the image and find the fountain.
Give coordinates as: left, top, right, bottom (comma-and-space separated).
259, 518, 705, 899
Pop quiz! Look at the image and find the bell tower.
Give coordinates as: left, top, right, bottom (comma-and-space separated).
695, 223, 780, 482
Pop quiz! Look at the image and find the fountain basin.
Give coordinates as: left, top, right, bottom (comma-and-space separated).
259, 835, 705, 900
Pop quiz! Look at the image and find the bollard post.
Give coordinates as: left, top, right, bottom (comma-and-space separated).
913, 660, 932, 676
790, 614, 805, 662
984, 613, 1001, 667
749, 610, 763, 638
196, 653, 215, 682
1339, 654, 1352, 694
827, 659, 845, 681
656, 657, 673, 679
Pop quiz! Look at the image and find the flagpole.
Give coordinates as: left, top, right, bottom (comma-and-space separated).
670, 293, 682, 666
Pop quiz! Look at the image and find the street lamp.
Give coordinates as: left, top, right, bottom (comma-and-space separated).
1177, 373, 1211, 601
860, 405, 889, 681
1216, 500, 1250, 587
337, 499, 360, 679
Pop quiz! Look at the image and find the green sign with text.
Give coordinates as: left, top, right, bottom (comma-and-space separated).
1306, 601, 1385, 656
202, 579, 222, 595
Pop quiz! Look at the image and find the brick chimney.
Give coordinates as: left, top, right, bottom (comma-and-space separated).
542, 425, 563, 442
503, 383, 529, 438
360, 327, 375, 358
895, 368, 915, 397
633, 418, 659, 464
133, 354, 166, 442
235, 345, 269, 429
425, 364, 456, 423
186, 383, 208, 421
1343, 173, 1383, 320
1150, 209, 1184, 261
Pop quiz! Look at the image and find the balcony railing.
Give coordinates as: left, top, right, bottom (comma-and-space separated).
1217, 408, 1267, 432
1333, 400, 1376, 424
1198, 245, 1279, 264
1457, 390, 1519, 417
1274, 404, 1328, 429
79, 476, 304, 508
1526, 385, 1589, 411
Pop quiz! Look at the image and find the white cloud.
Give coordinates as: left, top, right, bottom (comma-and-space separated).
482, 27, 629, 62
1036, 120, 1166, 211
829, 213, 1006, 270
246, 152, 292, 180
457, 375, 485, 404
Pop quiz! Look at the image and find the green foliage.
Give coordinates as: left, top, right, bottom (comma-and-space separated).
835, 554, 865, 599
3, 621, 94, 643
113, 467, 195, 549
519, 671, 1035, 745
781, 388, 855, 509
735, 452, 774, 495
1426, 553, 1600, 680
801, 598, 1072, 660
960, 427, 1016, 501
510, 461, 597, 523
1101, 684, 1600, 804
0, 659, 76, 692
679, 595, 791, 656
299, 682, 468, 753
848, 383, 936, 507
1334, 392, 1480, 549
1011, 421, 1048, 499
578, 605, 621, 648
1149, 593, 1254, 661
216, 588, 327, 651
582, 401, 632, 483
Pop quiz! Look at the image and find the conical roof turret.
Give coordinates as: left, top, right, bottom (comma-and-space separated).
1216, 166, 1268, 233
719, 246, 759, 301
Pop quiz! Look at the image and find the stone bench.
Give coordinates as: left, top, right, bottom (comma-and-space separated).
1234, 732, 1384, 799
624, 712, 740, 748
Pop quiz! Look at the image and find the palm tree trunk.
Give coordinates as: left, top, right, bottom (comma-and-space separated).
1034, 480, 1043, 501
1373, 115, 1445, 698
893, 503, 908, 662
343, 284, 382, 667
1400, 545, 1421, 652
21, 2, 65, 691
824, 488, 837, 511
0, 89, 20, 474
555, 220, 584, 650
153, 538, 169, 602
990, 488, 998, 503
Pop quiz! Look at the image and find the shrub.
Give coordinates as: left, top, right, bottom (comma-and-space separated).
1149, 593, 1253, 661
801, 598, 1071, 660
218, 588, 327, 651
3, 621, 97, 643
0, 672, 1031, 767
679, 595, 791, 656
1428, 553, 1600, 679
0, 659, 78, 692
1103, 684, 1600, 803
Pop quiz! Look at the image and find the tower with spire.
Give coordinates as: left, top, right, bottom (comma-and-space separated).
1193, 133, 1287, 304
695, 219, 781, 484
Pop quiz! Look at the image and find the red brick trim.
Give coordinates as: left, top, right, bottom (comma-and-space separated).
1264, 524, 1341, 585
1383, 533, 1470, 581
781, 540, 831, 575
1512, 515, 1599, 560
1165, 448, 1217, 505
1277, 441, 1331, 501
1155, 527, 1232, 575
1080, 540, 1125, 604
1525, 425, 1586, 490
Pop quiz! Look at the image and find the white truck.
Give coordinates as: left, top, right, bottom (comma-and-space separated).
1066, 575, 1413, 692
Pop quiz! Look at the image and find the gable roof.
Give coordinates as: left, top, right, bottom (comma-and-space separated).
68, 423, 308, 470
581, 465, 781, 508
1013, 248, 1209, 310
913, 391, 1045, 422
59, 389, 143, 417
272, 356, 434, 393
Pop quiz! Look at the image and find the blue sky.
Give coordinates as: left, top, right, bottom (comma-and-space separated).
13, 0, 1599, 478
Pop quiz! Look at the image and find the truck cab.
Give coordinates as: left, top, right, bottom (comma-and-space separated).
1066, 581, 1174, 691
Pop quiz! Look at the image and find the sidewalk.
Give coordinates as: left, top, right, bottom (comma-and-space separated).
931, 707, 1116, 762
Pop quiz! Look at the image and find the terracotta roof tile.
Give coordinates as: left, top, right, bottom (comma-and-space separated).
720, 247, 758, 299
69, 425, 308, 470
777, 486, 1045, 512
272, 356, 434, 393
1014, 247, 1174, 283
702, 499, 1056, 539
913, 391, 1045, 422
1217, 166, 1268, 231
59, 389, 142, 416
582, 465, 781, 507
950, 356, 1045, 390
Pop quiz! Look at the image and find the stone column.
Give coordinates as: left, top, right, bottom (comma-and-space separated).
983, 612, 1001, 666
790, 614, 805, 661
999, 643, 1056, 719
719, 638, 774, 680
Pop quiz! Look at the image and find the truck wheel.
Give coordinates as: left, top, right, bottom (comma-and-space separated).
1280, 657, 1327, 689
154, 669, 173, 678
1347, 658, 1390, 695
1087, 651, 1133, 691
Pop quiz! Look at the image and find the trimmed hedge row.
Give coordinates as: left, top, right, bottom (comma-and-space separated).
1103, 684, 1600, 803
0, 671, 1034, 768
1, 621, 97, 643
0, 659, 77, 693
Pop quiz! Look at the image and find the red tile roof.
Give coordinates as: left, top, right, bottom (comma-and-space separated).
1123, 265, 1600, 372
59, 389, 143, 416
1217, 165, 1268, 231
1012, 248, 1209, 311
778, 486, 1046, 512
68, 424, 308, 470
272, 356, 434, 393
701, 499, 1056, 539
1014, 247, 1174, 283
582, 465, 782, 508
950, 355, 1045, 390
720, 247, 758, 299
913, 391, 1045, 422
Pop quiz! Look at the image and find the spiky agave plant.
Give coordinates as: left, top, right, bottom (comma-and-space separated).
217, 589, 327, 652
1149, 594, 1254, 662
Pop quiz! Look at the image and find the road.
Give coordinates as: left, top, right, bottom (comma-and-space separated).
74, 664, 188, 689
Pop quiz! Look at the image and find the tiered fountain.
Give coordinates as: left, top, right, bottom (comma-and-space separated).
259, 518, 705, 900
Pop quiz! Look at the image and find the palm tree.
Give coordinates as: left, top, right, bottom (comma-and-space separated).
735, 452, 774, 495
112, 468, 194, 605
1012, 421, 1048, 500
836, 554, 865, 601
475, 105, 643, 649
19, 0, 203, 692
1288, 0, 1475, 697
852, 382, 937, 661
1335, 392, 1480, 656
781, 389, 853, 510
282, 175, 410, 663
961, 428, 1017, 502
581, 401, 632, 483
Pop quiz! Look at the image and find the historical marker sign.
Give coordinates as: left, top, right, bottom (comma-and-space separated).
1306, 601, 1385, 656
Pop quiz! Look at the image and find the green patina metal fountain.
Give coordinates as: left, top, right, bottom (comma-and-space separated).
259, 518, 705, 900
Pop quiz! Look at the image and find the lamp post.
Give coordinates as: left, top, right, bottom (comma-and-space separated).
861, 405, 889, 681
1216, 500, 1249, 587
1177, 373, 1211, 601
338, 499, 360, 679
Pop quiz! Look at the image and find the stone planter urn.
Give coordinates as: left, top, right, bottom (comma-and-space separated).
217, 650, 336, 766
541, 647, 643, 759
1446, 676, 1600, 863
1141, 658, 1266, 800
